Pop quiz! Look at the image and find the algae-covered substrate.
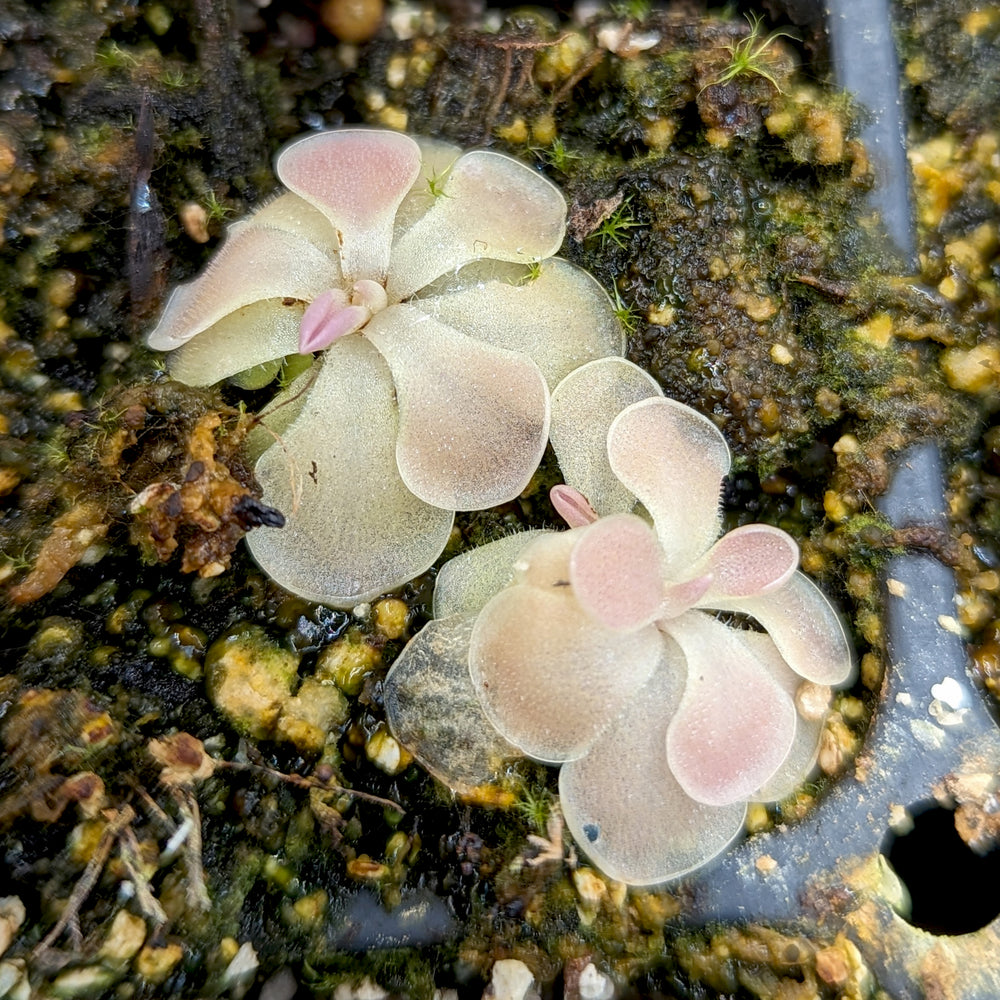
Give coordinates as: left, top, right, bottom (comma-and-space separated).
1, 0, 999, 997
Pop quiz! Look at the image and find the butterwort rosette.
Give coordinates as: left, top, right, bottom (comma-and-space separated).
147, 129, 623, 606
385, 358, 853, 884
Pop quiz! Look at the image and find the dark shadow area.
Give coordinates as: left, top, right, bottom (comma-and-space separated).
883, 805, 1000, 936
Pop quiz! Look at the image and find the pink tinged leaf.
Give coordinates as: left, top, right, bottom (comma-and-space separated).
383, 614, 523, 794
432, 529, 550, 619
664, 611, 797, 807
167, 298, 304, 387
276, 129, 422, 284
386, 150, 567, 301
509, 530, 578, 590
146, 226, 338, 351
607, 397, 731, 573
710, 571, 855, 685
569, 514, 664, 631
468, 584, 663, 764
659, 573, 713, 619
551, 485, 599, 528
409, 258, 625, 388
734, 631, 832, 803
234, 191, 344, 263
692, 524, 799, 606
392, 136, 464, 236
549, 358, 664, 517
247, 335, 454, 608
363, 304, 550, 510
559, 641, 747, 885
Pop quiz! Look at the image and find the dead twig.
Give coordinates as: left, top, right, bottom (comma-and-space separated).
169, 787, 212, 912
118, 825, 169, 928
216, 758, 404, 814
34, 806, 135, 956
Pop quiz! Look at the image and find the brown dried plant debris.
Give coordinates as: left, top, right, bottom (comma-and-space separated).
0, 687, 118, 828
2, 379, 280, 604
5, 501, 109, 605
129, 409, 284, 578
936, 768, 1000, 854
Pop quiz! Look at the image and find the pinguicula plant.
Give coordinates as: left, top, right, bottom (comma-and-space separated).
384, 357, 853, 885
146, 128, 624, 606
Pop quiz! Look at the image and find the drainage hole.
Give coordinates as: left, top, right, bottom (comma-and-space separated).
882, 804, 1000, 935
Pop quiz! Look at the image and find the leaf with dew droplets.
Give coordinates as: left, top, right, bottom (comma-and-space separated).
560, 640, 747, 885
664, 611, 797, 807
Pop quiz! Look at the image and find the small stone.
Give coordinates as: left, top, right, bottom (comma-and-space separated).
572, 867, 607, 910
385, 54, 407, 89
937, 274, 964, 302
795, 681, 832, 721
365, 727, 411, 775
333, 977, 387, 1000
755, 854, 778, 874
50, 966, 117, 998
535, 31, 590, 85
376, 106, 408, 131
346, 856, 391, 881
45, 270, 79, 309
223, 942, 259, 999
823, 490, 851, 524
936, 614, 965, 636
0, 959, 29, 1000
765, 109, 797, 137
45, 389, 85, 413
578, 963, 614, 1000
260, 967, 298, 1000
769, 343, 793, 365
496, 118, 529, 144
315, 634, 381, 695
98, 909, 147, 963
135, 942, 184, 983
887, 803, 914, 836
0, 897, 25, 958
745, 802, 770, 833
276, 677, 349, 753
179, 202, 210, 243
291, 889, 328, 926
815, 944, 849, 986
484, 959, 538, 1000
647, 305, 675, 325
708, 256, 730, 280
941, 342, 1000, 394
854, 312, 893, 349
373, 597, 409, 639
217, 937, 240, 964
832, 433, 859, 455
321, 0, 384, 43
963, 9, 997, 35
531, 114, 556, 146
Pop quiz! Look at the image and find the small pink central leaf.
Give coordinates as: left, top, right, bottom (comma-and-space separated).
298, 282, 389, 354
550, 484, 599, 528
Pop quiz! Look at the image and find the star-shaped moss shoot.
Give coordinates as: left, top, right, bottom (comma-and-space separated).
384, 358, 853, 885
146, 129, 624, 607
